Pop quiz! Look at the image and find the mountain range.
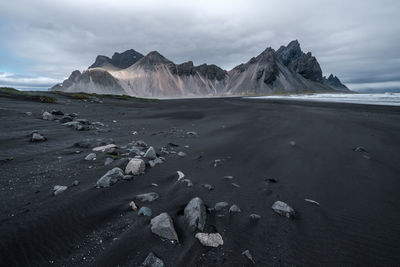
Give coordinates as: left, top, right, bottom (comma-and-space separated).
52, 40, 350, 97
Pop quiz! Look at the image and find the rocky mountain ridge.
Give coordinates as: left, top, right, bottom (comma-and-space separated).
52, 40, 349, 97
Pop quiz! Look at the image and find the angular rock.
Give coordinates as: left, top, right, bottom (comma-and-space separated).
138, 206, 152, 217
272, 201, 295, 218
125, 158, 146, 175
141, 252, 164, 267
214, 202, 229, 211
149, 157, 164, 168
195, 233, 223, 247
229, 204, 241, 213
104, 157, 114, 166
42, 111, 54, 121
96, 167, 124, 188
144, 146, 157, 160
85, 153, 96, 161
53, 185, 68, 196
129, 201, 138, 211
31, 133, 46, 142
184, 197, 206, 231
135, 192, 159, 202
150, 213, 179, 241
176, 171, 185, 182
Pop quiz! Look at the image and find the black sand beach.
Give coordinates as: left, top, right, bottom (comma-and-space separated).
1, 94, 400, 266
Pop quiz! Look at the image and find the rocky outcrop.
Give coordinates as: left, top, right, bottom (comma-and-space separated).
52, 40, 350, 97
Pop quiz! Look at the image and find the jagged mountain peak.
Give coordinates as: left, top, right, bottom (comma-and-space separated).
89, 49, 144, 70
135, 51, 173, 66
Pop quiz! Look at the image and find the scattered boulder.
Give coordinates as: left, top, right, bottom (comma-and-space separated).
195, 233, 223, 247
125, 158, 146, 175
150, 213, 179, 242
31, 133, 46, 142
92, 144, 117, 152
176, 171, 185, 182
51, 110, 64, 115
272, 201, 295, 218
96, 167, 124, 188
184, 197, 206, 231
135, 192, 159, 203
42, 111, 53, 121
59, 116, 73, 123
177, 151, 186, 157
129, 201, 138, 211
53, 185, 68, 196
138, 206, 152, 217
202, 184, 214, 191
249, 214, 261, 221
214, 202, 229, 211
85, 153, 96, 161
144, 146, 157, 160
149, 157, 164, 168
141, 252, 164, 267
242, 250, 255, 264
229, 204, 241, 213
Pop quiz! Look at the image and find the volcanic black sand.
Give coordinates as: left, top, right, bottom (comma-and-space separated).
0, 93, 400, 266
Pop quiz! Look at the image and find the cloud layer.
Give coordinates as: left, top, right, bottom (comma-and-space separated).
1, 0, 399, 91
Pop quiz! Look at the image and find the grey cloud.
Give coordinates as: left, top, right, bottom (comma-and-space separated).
0, 0, 399, 91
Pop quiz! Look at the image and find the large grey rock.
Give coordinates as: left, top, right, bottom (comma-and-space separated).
214, 202, 229, 211
96, 167, 124, 188
135, 192, 159, 202
272, 201, 295, 218
144, 146, 157, 160
195, 233, 223, 247
125, 158, 146, 175
184, 197, 206, 231
141, 252, 164, 267
42, 111, 54, 121
150, 213, 179, 241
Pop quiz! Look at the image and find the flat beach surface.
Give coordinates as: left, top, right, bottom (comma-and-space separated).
1, 94, 399, 266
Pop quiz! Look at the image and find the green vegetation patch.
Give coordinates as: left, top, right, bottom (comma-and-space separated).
0, 87, 57, 103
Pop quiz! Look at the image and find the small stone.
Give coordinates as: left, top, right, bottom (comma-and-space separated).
96, 167, 124, 188
138, 207, 152, 217
176, 171, 185, 182
92, 144, 117, 152
304, 199, 320, 206
177, 151, 186, 157
202, 184, 214, 191
53, 185, 68, 196
186, 131, 198, 136
353, 146, 368, 152
229, 204, 241, 213
184, 197, 206, 231
289, 140, 296, 146
178, 179, 193, 187
184, 145, 189, 149
76, 119, 90, 125
42, 111, 54, 121
85, 153, 96, 161
63, 121, 80, 127
150, 213, 179, 241
242, 250, 255, 264
149, 157, 164, 168
214, 159, 223, 167
72, 180, 80, 186
195, 233, 223, 247
249, 214, 261, 221
265, 178, 277, 183
104, 157, 114, 166
105, 146, 119, 155
125, 158, 146, 175
231, 183, 240, 188
31, 133, 46, 142
144, 146, 157, 160
25, 112, 32, 116
141, 252, 164, 267
135, 192, 159, 202
75, 124, 90, 131
129, 201, 138, 211
272, 201, 295, 218
214, 202, 229, 211
223, 175, 234, 180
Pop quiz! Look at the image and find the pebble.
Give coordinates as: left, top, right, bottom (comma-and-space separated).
202, 184, 214, 191
85, 153, 96, 161
53, 185, 68, 196
129, 201, 138, 211
249, 214, 261, 221
229, 204, 241, 213
214, 202, 229, 211
141, 252, 164, 267
135, 192, 159, 203
195, 233, 223, 247
177, 151, 187, 157
138, 207, 152, 217
272, 201, 295, 218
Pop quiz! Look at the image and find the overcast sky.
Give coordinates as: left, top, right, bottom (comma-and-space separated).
0, 0, 399, 91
